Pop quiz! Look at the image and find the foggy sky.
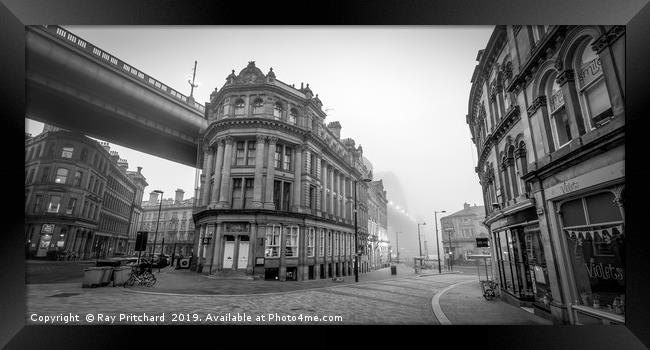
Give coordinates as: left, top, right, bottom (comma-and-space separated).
25, 25, 494, 232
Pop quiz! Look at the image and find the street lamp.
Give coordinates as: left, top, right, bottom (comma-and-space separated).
395, 231, 400, 264
434, 210, 446, 274
353, 177, 372, 283
150, 190, 164, 269
417, 222, 426, 268
447, 227, 454, 272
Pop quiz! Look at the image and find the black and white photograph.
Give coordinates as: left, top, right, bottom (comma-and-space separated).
22, 24, 626, 326
3, 0, 650, 347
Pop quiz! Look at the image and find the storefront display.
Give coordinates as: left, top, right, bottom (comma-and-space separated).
559, 190, 625, 317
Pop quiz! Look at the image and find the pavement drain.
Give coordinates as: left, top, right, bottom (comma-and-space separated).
48, 293, 80, 298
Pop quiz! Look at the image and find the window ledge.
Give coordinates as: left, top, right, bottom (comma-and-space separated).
571, 304, 624, 324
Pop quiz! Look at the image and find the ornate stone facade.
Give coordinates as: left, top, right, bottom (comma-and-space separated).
192, 62, 386, 281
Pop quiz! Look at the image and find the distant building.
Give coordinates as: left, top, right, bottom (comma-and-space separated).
140, 189, 196, 257
440, 203, 489, 266
367, 179, 389, 269
25, 128, 146, 259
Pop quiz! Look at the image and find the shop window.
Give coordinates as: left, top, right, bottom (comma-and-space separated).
560, 190, 625, 314
574, 37, 613, 129
47, 195, 61, 213
284, 226, 299, 257
61, 146, 74, 159
264, 225, 281, 258
546, 72, 573, 148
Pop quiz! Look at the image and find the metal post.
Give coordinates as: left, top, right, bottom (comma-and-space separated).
151, 191, 163, 270
395, 231, 399, 264
448, 230, 453, 271
354, 180, 359, 283
434, 211, 445, 274
417, 224, 423, 268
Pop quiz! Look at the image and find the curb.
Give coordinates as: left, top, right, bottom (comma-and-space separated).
430, 279, 477, 325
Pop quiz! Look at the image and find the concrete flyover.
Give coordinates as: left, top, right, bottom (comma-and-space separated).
25, 25, 208, 167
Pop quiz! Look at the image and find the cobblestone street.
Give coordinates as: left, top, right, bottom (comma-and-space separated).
27, 271, 472, 325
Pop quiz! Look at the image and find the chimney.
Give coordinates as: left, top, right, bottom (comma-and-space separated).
149, 191, 160, 203
101, 141, 110, 153
117, 158, 128, 171
175, 189, 185, 204
464, 202, 470, 209
137, 166, 142, 174
327, 121, 341, 139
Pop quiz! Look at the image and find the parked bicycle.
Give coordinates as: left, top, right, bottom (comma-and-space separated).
123, 266, 156, 287
480, 280, 499, 301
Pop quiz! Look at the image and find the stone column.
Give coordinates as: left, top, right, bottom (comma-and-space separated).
201, 148, 214, 206
252, 135, 267, 208
204, 224, 216, 273
210, 139, 225, 208
328, 168, 334, 216
247, 223, 256, 274
215, 223, 224, 270
264, 137, 278, 209
292, 145, 304, 212
217, 136, 234, 208
233, 235, 241, 269
342, 176, 348, 221
211, 223, 222, 272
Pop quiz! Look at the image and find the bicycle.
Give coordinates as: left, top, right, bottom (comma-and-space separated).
480, 280, 499, 301
123, 266, 157, 287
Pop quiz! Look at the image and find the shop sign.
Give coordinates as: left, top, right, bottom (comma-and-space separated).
476, 237, 489, 247
41, 224, 55, 234
545, 160, 624, 199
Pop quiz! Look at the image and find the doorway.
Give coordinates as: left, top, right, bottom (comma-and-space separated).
238, 236, 249, 270
223, 236, 235, 269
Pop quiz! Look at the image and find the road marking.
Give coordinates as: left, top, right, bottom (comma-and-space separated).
430, 279, 476, 325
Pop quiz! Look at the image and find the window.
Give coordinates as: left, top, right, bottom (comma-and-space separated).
231, 178, 243, 208
47, 195, 61, 213
80, 148, 88, 162
289, 108, 297, 125
283, 181, 291, 211
54, 168, 68, 184
235, 141, 246, 165
246, 142, 256, 166
307, 228, 315, 257
66, 198, 77, 215
284, 226, 299, 257
319, 228, 325, 257
244, 178, 254, 208
309, 185, 316, 209
253, 98, 264, 114
275, 147, 282, 169
265, 225, 281, 258
26, 168, 35, 184
326, 230, 332, 256
234, 99, 245, 116
73, 171, 83, 187
283, 146, 292, 171
41, 167, 50, 183
93, 154, 99, 167
273, 180, 282, 210
273, 102, 282, 120
61, 146, 74, 158
33, 195, 42, 213
546, 72, 572, 148
334, 232, 339, 255
575, 38, 613, 129
310, 153, 316, 176
560, 190, 624, 311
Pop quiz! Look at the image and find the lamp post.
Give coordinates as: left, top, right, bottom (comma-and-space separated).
395, 231, 400, 264
447, 228, 453, 271
353, 177, 372, 283
417, 222, 426, 268
434, 210, 446, 274
150, 190, 164, 269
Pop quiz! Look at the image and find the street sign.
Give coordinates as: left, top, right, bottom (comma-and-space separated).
476, 237, 489, 247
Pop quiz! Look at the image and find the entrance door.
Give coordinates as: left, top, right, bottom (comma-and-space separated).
223, 241, 235, 269
238, 241, 249, 270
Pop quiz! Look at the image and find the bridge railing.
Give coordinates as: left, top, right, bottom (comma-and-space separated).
38, 25, 206, 116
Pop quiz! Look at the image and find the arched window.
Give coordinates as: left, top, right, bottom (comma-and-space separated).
234, 99, 245, 116
574, 37, 613, 129
55, 168, 69, 184
545, 71, 573, 148
507, 145, 519, 198
273, 102, 283, 120
500, 153, 512, 203
80, 148, 88, 162
289, 108, 298, 125
252, 98, 264, 114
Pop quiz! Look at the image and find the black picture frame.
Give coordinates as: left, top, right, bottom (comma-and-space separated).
2, 0, 649, 349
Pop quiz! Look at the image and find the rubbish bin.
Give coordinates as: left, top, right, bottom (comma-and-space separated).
100, 266, 113, 286
112, 266, 132, 287
82, 267, 105, 288
390, 265, 397, 275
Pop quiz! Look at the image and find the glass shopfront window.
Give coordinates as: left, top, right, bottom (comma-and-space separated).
560, 190, 625, 316
523, 224, 553, 308
494, 227, 534, 300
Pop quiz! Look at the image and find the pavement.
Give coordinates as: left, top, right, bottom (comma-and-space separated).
25, 262, 551, 325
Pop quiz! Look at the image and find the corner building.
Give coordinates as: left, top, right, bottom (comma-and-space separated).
468, 26, 624, 325
193, 62, 382, 281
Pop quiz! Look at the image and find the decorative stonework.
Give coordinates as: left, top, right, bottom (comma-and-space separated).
256, 134, 267, 143
267, 136, 278, 144
556, 69, 575, 85
527, 95, 547, 116
224, 136, 234, 145
592, 26, 625, 54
